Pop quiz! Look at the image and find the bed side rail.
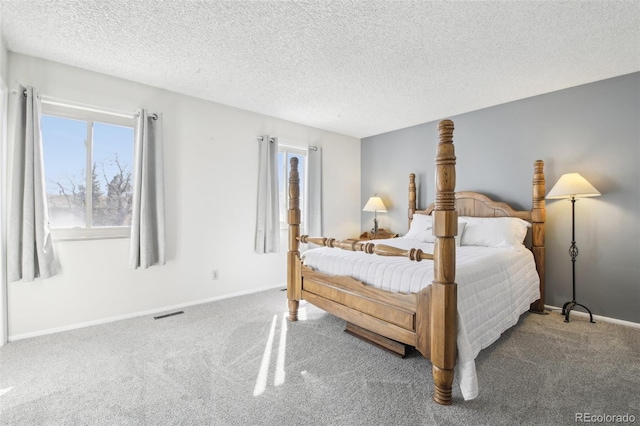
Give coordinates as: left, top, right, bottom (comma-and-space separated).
299, 235, 434, 262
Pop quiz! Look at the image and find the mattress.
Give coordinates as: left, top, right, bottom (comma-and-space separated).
301, 237, 540, 400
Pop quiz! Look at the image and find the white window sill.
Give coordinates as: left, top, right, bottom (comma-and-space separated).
51, 227, 131, 241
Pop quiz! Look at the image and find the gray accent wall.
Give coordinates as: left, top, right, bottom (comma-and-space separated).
361, 72, 640, 323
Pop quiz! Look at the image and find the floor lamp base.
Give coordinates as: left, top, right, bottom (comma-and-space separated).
561, 301, 595, 323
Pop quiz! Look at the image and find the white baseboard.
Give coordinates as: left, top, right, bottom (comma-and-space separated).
544, 304, 640, 330
11, 295, 638, 341
9, 283, 286, 342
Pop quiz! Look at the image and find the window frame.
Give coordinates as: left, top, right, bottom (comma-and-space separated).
40, 102, 136, 241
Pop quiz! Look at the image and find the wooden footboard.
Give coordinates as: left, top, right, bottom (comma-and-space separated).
300, 261, 424, 346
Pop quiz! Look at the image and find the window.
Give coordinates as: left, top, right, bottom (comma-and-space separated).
40, 103, 135, 239
277, 145, 306, 231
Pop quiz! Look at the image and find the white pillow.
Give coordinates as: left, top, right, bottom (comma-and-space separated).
405, 214, 432, 241
459, 217, 531, 247
406, 214, 466, 246
456, 221, 467, 247
424, 221, 466, 246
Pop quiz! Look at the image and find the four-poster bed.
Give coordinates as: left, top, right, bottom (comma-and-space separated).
286, 119, 546, 405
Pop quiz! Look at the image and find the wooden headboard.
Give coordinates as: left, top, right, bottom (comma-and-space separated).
407, 160, 546, 312
420, 192, 531, 220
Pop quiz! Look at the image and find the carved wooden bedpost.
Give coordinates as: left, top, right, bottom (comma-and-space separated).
287, 157, 301, 321
530, 160, 546, 313
408, 173, 417, 229
430, 119, 457, 405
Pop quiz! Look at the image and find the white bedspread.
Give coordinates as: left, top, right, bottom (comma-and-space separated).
301, 237, 540, 400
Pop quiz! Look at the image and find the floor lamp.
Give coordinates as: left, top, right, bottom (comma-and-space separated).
547, 173, 600, 323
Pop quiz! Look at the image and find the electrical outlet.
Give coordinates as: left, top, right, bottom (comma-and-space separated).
212, 270, 219, 280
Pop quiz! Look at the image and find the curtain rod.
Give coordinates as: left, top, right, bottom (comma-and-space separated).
256, 136, 317, 151
136, 110, 159, 120
256, 136, 275, 143
43, 95, 137, 119
9, 88, 27, 97
12, 88, 158, 120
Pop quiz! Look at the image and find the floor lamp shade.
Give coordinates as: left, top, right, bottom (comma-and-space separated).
546, 173, 601, 199
546, 172, 600, 323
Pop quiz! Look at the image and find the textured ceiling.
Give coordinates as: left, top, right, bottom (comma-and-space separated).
1, 1, 639, 138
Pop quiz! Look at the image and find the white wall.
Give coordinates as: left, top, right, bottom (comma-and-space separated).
6, 52, 361, 338
0, 34, 7, 80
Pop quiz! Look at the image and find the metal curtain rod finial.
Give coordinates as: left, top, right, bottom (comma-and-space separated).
10, 88, 29, 97
12, 89, 28, 97
137, 111, 158, 120
10, 89, 28, 97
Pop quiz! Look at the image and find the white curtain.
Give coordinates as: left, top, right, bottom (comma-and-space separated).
255, 135, 280, 254
8, 86, 57, 282
129, 109, 166, 269
304, 146, 322, 236
1, 79, 8, 345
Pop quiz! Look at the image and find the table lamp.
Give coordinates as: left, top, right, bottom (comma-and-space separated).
363, 195, 387, 238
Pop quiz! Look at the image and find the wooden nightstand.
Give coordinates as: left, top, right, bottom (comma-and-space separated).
358, 228, 398, 240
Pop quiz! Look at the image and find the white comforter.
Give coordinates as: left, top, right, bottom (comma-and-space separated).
301, 237, 540, 400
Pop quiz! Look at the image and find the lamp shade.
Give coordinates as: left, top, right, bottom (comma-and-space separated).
363, 196, 387, 212
546, 173, 601, 199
